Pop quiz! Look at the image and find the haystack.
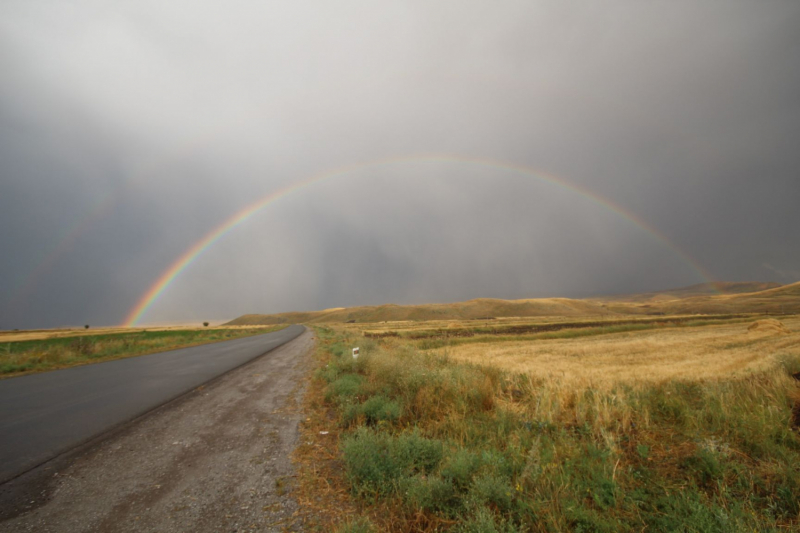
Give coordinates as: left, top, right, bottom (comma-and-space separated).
747, 318, 790, 334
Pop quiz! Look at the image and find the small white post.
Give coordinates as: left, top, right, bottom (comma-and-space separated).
352, 347, 360, 359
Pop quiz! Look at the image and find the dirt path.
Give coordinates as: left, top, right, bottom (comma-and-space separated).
0, 328, 316, 532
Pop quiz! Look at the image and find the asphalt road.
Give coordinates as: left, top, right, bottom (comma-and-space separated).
0, 325, 304, 484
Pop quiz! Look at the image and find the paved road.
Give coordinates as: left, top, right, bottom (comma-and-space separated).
0, 325, 304, 484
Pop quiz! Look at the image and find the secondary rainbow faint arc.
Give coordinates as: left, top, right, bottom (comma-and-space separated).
3, 124, 240, 313
3, 194, 118, 314
122, 154, 716, 326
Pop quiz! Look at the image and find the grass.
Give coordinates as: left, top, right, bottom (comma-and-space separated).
433, 317, 800, 387
360, 315, 752, 341
0, 326, 286, 377
405, 318, 760, 352
299, 316, 800, 532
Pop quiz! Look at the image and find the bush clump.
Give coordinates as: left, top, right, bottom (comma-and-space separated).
399, 474, 457, 513
361, 395, 402, 423
342, 427, 444, 498
467, 472, 515, 512
457, 507, 519, 533
326, 374, 366, 404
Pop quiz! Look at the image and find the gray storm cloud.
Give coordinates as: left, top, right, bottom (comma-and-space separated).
1, 1, 799, 328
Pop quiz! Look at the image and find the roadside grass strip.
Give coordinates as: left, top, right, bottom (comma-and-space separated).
0, 326, 286, 376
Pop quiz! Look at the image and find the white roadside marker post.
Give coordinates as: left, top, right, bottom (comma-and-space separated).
352, 347, 359, 359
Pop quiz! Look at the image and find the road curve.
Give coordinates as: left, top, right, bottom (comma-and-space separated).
0, 325, 305, 484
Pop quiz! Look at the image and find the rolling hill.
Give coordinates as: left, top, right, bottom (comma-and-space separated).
226, 281, 799, 326
636, 281, 800, 315
597, 281, 782, 302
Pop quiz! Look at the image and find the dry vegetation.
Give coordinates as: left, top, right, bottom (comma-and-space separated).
433, 317, 800, 388
298, 313, 800, 532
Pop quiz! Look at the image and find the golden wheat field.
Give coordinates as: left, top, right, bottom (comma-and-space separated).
431, 317, 800, 388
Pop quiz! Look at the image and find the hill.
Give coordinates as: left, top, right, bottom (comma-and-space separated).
226, 281, 798, 326
598, 281, 782, 302
632, 280, 800, 315
227, 297, 609, 326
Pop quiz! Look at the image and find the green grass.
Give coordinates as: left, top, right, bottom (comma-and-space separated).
0, 326, 286, 376
312, 326, 800, 532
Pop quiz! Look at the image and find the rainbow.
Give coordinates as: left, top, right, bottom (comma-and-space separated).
122, 154, 716, 326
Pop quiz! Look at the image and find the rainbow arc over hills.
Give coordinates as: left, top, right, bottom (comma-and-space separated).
122, 154, 716, 326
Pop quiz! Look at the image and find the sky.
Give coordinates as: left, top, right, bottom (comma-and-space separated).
1, 1, 799, 329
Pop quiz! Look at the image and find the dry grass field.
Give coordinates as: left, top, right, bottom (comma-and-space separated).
432, 317, 800, 388
302, 312, 800, 532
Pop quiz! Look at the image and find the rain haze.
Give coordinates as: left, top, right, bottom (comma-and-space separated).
1, 1, 799, 329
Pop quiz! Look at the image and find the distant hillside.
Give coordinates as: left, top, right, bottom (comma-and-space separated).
226, 281, 798, 326
599, 281, 782, 302
635, 281, 800, 315
227, 298, 609, 326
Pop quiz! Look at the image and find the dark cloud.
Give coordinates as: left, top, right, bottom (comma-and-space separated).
1, 1, 799, 328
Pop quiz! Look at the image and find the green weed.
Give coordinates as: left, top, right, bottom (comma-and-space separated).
334, 516, 376, 533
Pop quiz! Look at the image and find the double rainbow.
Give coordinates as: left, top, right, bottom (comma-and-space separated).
122, 154, 715, 326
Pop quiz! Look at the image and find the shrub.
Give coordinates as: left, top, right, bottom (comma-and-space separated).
642, 490, 749, 533
360, 395, 402, 425
343, 395, 402, 427
457, 507, 519, 533
441, 449, 482, 490
393, 429, 445, 474
342, 428, 444, 498
334, 517, 375, 533
563, 504, 619, 533
468, 473, 515, 512
330, 342, 347, 358
316, 363, 342, 383
399, 474, 457, 513
326, 374, 366, 404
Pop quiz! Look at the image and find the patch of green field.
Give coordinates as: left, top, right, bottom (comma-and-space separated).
0, 326, 287, 377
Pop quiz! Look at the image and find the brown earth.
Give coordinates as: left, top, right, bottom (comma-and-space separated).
0, 328, 317, 532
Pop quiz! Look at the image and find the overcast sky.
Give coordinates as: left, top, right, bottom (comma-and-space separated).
2, 1, 799, 329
